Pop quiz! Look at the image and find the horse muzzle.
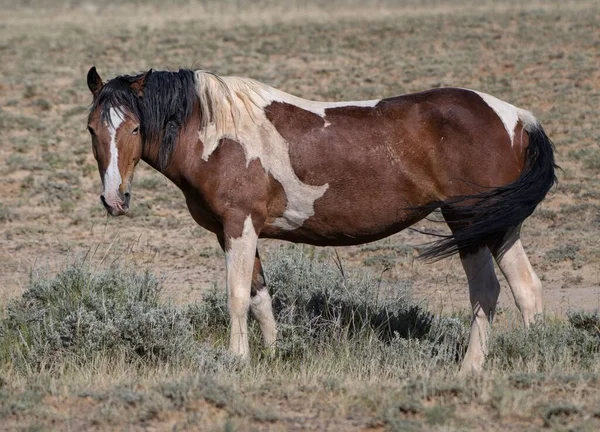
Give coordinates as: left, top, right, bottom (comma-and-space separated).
100, 191, 131, 216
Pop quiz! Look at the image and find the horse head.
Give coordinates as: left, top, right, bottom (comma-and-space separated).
86, 66, 150, 216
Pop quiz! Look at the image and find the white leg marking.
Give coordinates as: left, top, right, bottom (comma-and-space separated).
494, 238, 542, 326
103, 107, 125, 200
225, 215, 258, 360
459, 248, 500, 375
250, 288, 277, 351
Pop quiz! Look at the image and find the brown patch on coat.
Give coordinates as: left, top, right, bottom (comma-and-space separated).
86, 108, 111, 179
115, 122, 142, 194
263, 88, 526, 245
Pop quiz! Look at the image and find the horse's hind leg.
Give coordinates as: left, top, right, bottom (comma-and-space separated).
490, 227, 543, 326
457, 246, 501, 374
443, 209, 500, 373
250, 252, 277, 351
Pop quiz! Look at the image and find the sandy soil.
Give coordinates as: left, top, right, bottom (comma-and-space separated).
1, 0, 599, 318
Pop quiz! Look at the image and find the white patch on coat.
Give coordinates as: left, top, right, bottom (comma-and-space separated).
196, 71, 351, 230
104, 107, 125, 195
470, 90, 539, 146
264, 87, 380, 118
225, 215, 258, 359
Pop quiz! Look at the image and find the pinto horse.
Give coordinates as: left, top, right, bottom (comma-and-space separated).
86, 67, 556, 373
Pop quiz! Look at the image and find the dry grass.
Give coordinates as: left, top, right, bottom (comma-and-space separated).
1, 0, 599, 310
1, 251, 599, 431
1, 0, 599, 429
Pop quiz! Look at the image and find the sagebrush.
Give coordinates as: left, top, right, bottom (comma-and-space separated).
2, 247, 599, 377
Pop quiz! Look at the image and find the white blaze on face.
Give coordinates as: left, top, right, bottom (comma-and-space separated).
104, 107, 125, 199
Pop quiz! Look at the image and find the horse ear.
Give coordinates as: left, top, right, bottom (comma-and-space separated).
131, 69, 153, 97
87, 66, 103, 96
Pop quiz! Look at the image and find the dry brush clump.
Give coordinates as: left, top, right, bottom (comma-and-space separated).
0, 261, 237, 375
264, 246, 469, 368
264, 248, 600, 375
487, 317, 600, 372
1, 249, 600, 430
1, 248, 599, 379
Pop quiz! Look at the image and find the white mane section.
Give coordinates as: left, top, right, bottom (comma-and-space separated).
194, 72, 313, 230
195, 71, 271, 158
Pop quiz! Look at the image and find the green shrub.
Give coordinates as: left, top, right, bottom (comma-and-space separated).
0, 262, 234, 373
265, 247, 467, 364
1, 247, 597, 378
488, 319, 600, 371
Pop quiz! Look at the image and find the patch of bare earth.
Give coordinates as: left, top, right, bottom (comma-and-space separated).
1, 1, 599, 430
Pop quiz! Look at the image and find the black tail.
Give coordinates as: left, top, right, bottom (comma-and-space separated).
419, 123, 557, 261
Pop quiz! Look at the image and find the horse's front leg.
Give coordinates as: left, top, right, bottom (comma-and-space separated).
222, 214, 261, 360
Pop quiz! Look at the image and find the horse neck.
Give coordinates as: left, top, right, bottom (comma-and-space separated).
141, 143, 162, 171
141, 111, 202, 186
140, 140, 184, 186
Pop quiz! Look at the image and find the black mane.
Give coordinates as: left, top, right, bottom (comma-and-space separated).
90, 69, 197, 171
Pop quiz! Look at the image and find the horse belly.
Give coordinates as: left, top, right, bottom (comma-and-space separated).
259, 107, 443, 245
261, 167, 434, 246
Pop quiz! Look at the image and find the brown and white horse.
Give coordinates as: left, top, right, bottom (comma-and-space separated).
86, 67, 556, 373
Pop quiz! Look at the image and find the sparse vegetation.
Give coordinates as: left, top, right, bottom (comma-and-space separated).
0, 203, 19, 223
1, 250, 599, 430
1, 0, 599, 429
1, 262, 222, 372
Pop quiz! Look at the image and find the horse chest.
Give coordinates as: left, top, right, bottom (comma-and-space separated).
184, 191, 222, 234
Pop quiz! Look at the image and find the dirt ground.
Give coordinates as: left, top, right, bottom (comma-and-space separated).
1, 1, 600, 430
1, 1, 599, 317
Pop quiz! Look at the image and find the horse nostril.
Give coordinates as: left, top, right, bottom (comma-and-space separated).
123, 192, 131, 207
100, 194, 110, 209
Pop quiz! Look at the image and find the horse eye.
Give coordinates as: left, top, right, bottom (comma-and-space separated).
87, 126, 96, 136
132, 126, 140, 135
